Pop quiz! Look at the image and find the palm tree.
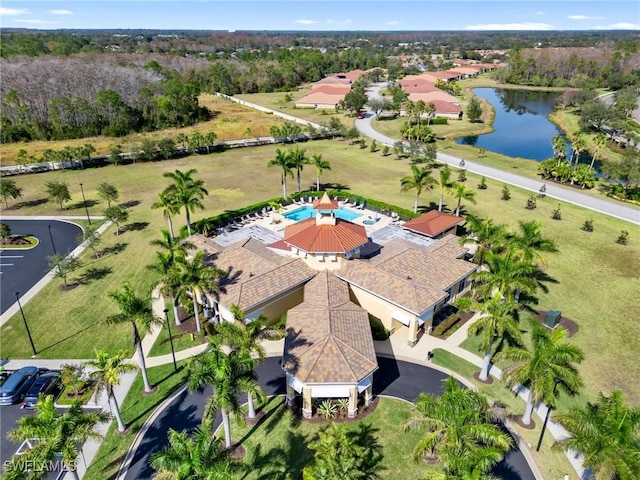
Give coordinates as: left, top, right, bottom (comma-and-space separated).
451, 183, 477, 216
187, 346, 259, 449
459, 215, 508, 266
6, 395, 109, 480
472, 249, 540, 304
509, 220, 558, 268
174, 251, 222, 334
150, 421, 244, 479
551, 135, 568, 163
406, 377, 512, 470
570, 131, 587, 169
215, 305, 268, 419
151, 192, 181, 239
85, 350, 137, 433
288, 146, 307, 192
162, 169, 208, 236
425, 446, 504, 480
400, 165, 438, 213
437, 165, 454, 212
467, 297, 522, 381
268, 148, 294, 198
107, 281, 162, 393
147, 230, 194, 327
590, 132, 607, 170
310, 153, 331, 191
497, 319, 584, 426
552, 390, 640, 480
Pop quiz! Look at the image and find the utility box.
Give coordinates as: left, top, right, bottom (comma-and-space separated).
545, 310, 561, 328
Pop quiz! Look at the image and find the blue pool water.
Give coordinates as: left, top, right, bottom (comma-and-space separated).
284, 206, 362, 222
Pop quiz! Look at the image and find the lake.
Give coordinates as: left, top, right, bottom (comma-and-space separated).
457, 88, 568, 161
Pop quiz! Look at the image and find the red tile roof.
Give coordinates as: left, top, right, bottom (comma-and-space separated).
312, 192, 338, 210
309, 84, 352, 95
403, 210, 464, 237
401, 84, 441, 94
284, 218, 369, 254
295, 91, 345, 107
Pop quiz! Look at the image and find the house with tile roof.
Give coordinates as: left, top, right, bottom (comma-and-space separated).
403, 210, 464, 238
282, 271, 377, 418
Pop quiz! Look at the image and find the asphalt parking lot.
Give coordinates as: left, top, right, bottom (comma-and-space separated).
0, 220, 83, 315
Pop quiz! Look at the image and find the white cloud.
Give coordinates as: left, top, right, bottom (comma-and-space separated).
536, 11, 545, 15
50, 9, 73, 15
568, 15, 605, 20
295, 19, 317, 25
466, 22, 553, 31
593, 22, 640, 30
0, 7, 29, 16
15, 19, 55, 24
387, 21, 400, 26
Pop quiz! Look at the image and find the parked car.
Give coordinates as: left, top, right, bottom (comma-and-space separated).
0, 366, 39, 405
21, 371, 62, 409
357, 112, 366, 119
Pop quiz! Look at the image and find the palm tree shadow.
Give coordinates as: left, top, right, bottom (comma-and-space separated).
37, 320, 103, 354
241, 429, 309, 480
76, 266, 113, 285
101, 242, 128, 256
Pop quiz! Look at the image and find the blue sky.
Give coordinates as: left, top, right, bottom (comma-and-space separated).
1, 1, 638, 31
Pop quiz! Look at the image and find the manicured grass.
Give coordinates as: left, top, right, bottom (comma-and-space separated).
0, 94, 285, 165
431, 349, 576, 480
147, 302, 205, 358
1, 139, 638, 408
230, 396, 428, 480
83, 362, 188, 480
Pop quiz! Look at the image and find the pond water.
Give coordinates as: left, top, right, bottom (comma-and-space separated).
457, 88, 569, 161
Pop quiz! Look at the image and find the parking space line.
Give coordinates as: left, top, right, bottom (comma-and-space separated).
0, 264, 15, 267
0, 255, 24, 258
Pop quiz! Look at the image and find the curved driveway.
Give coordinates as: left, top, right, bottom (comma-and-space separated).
358, 83, 639, 225
0, 219, 82, 315
122, 356, 535, 480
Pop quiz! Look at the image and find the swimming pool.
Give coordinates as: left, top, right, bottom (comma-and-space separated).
284, 205, 362, 222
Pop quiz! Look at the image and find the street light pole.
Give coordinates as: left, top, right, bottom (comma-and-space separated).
79, 183, 91, 225
15, 292, 37, 357
536, 377, 561, 452
164, 309, 177, 371
48, 225, 57, 255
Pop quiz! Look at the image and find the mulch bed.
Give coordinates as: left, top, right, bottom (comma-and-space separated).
0, 236, 31, 246
60, 283, 80, 291
288, 397, 380, 424
535, 311, 579, 337
473, 371, 494, 385
229, 442, 246, 460
512, 414, 536, 430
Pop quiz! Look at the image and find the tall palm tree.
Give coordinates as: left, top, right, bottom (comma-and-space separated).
6, 395, 109, 480
148, 229, 194, 326
310, 153, 331, 191
151, 192, 181, 239
451, 183, 477, 216
552, 390, 640, 480
406, 377, 512, 470
459, 215, 508, 267
570, 131, 587, 169
187, 346, 261, 448
497, 319, 584, 426
551, 135, 568, 163
509, 220, 558, 268
400, 165, 438, 214
150, 421, 244, 479
472, 249, 540, 304
437, 165, 454, 212
215, 305, 268, 419
288, 146, 308, 193
107, 281, 162, 393
85, 350, 137, 433
174, 251, 222, 334
268, 148, 294, 198
590, 132, 607, 171
467, 297, 522, 381
162, 169, 208, 236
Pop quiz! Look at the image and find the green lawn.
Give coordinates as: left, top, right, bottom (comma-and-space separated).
84, 362, 188, 480
229, 396, 433, 480
431, 349, 576, 480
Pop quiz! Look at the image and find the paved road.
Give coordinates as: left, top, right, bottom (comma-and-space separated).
122, 356, 535, 480
358, 83, 640, 225
0, 220, 82, 314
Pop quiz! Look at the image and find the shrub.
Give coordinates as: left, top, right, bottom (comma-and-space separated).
370, 140, 378, 152
525, 196, 537, 210
317, 399, 337, 419
478, 177, 487, 189
582, 218, 594, 232
335, 398, 349, 413
382, 145, 390, 156
430, 117, 449, 125
551, 204, 562, 220
457, 169, 467, 182
616, 230, 629, 245
501, 185, 511, 200
369, 314, 389, 340
432, 315, 462, 338
359, 139, 367, 149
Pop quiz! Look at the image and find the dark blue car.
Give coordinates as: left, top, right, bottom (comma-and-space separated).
0, 366, 39, 405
